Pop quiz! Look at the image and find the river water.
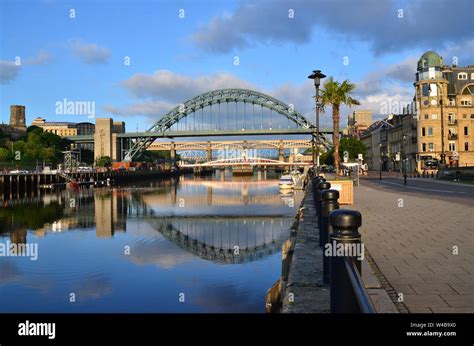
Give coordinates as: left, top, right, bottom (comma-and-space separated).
0, 171, 303, 312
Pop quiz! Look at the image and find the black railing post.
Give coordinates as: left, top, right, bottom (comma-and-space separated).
321, 189, 339, 283
317, 181, 331, 246
312, 176, 324, 201
329, 209, 363, 313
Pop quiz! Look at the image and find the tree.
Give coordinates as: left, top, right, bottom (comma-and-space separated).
0, 147, 10, 161
339, 136, 367, 161
95, 156, 112, 167
320, 77, 360, 176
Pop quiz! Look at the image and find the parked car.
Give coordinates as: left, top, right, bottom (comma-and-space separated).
77, 166, 94, 173
10, 169, 29, 174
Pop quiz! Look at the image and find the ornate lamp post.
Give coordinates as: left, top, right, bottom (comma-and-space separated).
308, 70, 326, 176
379, 143, 383, 181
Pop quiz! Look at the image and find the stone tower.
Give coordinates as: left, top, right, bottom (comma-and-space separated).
10, 105, 26, 128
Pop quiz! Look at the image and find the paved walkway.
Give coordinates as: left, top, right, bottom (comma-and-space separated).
348, 178, 474, 313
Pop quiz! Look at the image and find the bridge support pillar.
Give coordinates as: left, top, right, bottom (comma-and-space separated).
170, 141, 176, 160
207, 141, 212, 161
278, 140, 284, 162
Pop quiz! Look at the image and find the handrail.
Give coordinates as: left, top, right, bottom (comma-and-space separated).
344, 257, 375, 313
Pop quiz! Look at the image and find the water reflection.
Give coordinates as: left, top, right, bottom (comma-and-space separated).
0, 173, 303, 312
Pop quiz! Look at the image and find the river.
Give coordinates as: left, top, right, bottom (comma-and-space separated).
0, 171, 303, 312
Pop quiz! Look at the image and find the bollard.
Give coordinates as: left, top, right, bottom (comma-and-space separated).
321, 189, 339, 283
329, 209, 362, 313
317, 181, 331, 246
312, 176, 325, 206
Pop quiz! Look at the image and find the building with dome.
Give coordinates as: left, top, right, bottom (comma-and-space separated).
414, 50, 474, 170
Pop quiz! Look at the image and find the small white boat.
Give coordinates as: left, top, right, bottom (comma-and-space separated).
279, 174, 294, 190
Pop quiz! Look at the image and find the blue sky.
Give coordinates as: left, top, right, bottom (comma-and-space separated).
0, 0, 472, 131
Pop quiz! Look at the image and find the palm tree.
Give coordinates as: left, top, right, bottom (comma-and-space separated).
320, 77, 360, 175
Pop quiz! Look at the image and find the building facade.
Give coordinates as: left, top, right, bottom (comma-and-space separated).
32, 117, 79, 137
347, 110, 372, 138
414, 51, 474, 170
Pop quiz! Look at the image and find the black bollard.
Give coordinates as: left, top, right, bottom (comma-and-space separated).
321, 189, 339, 283
317, 181, 331, 246
312, 176, 325, 205
329, 209, 363, 313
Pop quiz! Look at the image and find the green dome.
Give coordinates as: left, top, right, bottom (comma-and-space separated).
417, 51, 443, 70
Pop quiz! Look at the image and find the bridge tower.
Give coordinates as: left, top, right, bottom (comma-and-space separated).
170, 141, 176, 160
94, 118, 125, 162
207, 141, 212, 161
278, 140, 284, 162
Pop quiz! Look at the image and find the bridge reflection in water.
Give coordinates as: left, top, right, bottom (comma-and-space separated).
150, 216, 289, 264
0, 173, 303, 312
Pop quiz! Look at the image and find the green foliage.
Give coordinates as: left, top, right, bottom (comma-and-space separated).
0, 128, 69, 164
340, 136, 367, 160
0, 147, 10, 161
95, 156, 112, 167
320, 77, 360, 174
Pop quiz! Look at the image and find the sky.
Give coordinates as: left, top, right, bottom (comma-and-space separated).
0, 0, 473, 132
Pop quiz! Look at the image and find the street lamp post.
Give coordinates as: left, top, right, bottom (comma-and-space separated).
402, 134, 407, 186
379, 143, 382, 181
308, 70, 326, 176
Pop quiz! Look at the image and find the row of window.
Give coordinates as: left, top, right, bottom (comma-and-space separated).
422, 113, 473, 121
421, 142, 470, 151
421, 126, 469, 136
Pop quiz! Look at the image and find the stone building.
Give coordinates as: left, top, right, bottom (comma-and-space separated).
414, 51, 474, 170
93, 118, 125, 161
347, 110, 372, 138
31, 117, 78, 136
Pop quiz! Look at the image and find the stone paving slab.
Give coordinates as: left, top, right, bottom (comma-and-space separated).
348, 179, 474, 313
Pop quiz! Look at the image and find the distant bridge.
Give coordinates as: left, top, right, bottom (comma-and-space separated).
180, 157, 311, 168
148, 139, 312, 151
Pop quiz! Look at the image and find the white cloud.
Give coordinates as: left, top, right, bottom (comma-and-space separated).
25, 50, 53, 65
0, 61, 21, 84
69, 40, 110, 64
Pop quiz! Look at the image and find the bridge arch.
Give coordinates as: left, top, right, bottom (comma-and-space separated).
124, 88, 322, 161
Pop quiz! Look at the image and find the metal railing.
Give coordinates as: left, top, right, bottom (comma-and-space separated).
344, 257, 375, 313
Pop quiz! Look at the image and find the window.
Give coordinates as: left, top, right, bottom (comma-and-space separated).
422, 143, 427, 152
449, 142, 456, 151
424, 114, 429, 120
422, 84, 430, 96
460, 99, 472, 106
465, 127, 469, 136
471, 73, 474, 80
458, 73, 468, 80
465, 142, 469, 151
463, 114, 467, 119
448, 99, 455, 106
448, 113, 456, 124
428, 143, 434, 150
431, 114, 438, 120
422, 127, 426, 136
428, 127, 433, 136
